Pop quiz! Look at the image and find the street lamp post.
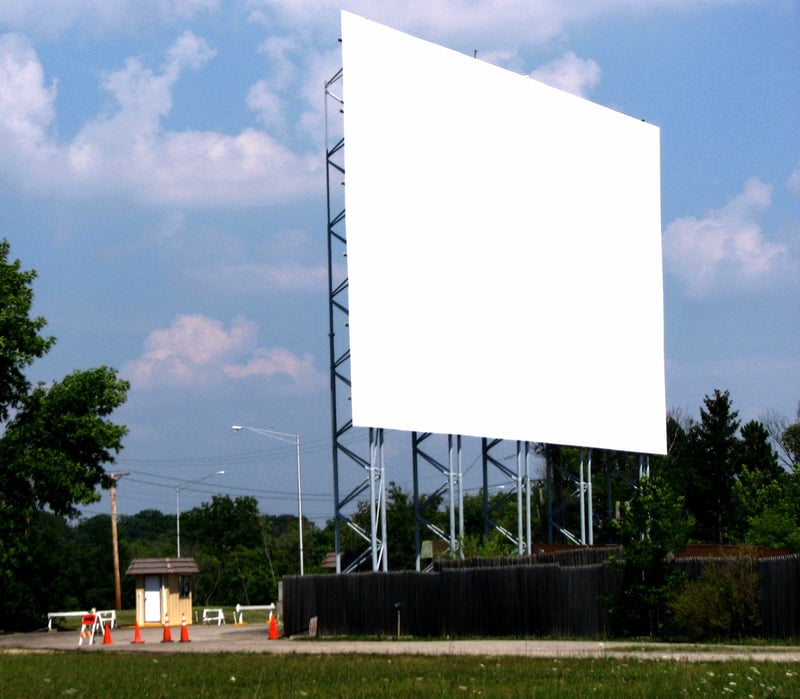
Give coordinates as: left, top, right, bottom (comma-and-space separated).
232, 425, 304, 576
176, 471, 225, 558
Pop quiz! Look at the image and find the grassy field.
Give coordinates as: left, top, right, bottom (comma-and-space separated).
0, 652, 797, 698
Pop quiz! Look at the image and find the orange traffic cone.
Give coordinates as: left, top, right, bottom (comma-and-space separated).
103, 622, 113, 645
161, 614, 173, 643
179, 613, 190, 643
132, 622, 144, 644
268, 614, 279, 640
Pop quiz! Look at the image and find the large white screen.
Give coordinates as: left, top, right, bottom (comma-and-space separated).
341, 11, 666, 455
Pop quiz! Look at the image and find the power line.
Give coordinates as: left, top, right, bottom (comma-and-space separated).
113, 433, 357, 469
122, 472, 333, 501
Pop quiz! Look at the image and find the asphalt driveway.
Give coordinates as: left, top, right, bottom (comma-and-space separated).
2, 624, 800, 662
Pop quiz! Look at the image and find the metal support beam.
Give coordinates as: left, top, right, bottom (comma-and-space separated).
412, 433, 464, 570
368, 428, 388, 571
524, 443, 533, 554
481, 439, 536, 554
326, 67, 386, 572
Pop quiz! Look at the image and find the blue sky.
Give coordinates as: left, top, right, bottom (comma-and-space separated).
0, 0, 797, 526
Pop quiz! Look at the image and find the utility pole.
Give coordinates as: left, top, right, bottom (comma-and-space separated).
109, 472, 129, 610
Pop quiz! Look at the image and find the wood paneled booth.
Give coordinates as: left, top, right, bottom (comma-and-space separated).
126, 558, 200, 627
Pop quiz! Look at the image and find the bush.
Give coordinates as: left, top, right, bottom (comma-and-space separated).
669, 548, 761, 640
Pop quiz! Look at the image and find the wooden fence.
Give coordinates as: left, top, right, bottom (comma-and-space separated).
755, 555, 800, 637
283, 553, 800, 638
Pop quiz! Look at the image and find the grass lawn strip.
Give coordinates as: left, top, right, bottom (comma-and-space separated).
0, 652, 798, 698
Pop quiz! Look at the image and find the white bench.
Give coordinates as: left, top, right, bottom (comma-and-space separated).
96, 610, 116, 630
47, 609, 116, 632
234, 603, 276, 625
202, 608, 226, 625
47, 610, 88, 631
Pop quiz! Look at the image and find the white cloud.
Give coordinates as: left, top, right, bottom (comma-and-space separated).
248, 0, 746, 48
247, 80, 286, 131
222, 347, 316, 381
663, 178, 788, 296
145, 128, 319, 205
212, 261, 328, 292
0, 33, 57, 154
248, 34, 340, 145
123, 314, 321, 388
247, 0, 559, 43
92, 31, 214, 136
0, 1, 218, 37
0, 31, 321, 205
256, 35, 303, 91
293, 46, 344, 140
167, 29, 217, 70
530, 51, 601, 97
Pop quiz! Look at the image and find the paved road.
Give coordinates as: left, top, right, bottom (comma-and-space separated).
1, 624, 799, 662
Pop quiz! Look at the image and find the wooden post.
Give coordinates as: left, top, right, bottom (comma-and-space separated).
109, 472, 129, 610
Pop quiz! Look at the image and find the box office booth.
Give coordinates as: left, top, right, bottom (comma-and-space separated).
126, 558, 199, 627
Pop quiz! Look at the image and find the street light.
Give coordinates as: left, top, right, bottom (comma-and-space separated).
176, 470, 225, 558
232, 425, 304, 575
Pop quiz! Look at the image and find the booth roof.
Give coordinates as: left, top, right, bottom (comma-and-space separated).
125, 558, 200, 575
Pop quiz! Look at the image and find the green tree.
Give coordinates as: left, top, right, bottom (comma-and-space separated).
659, 394, 791, 545
303, 516, 334, 573
763, 404, 800, 470
120, 509, 175, 559
783, 423, 800, 468
0, 240, 55, 421
726, 421, 783, 541
739, 420, 782, 484
732, 465, 800, 552
686, 389, 741, 543
388, 482, 447, 570
1, 367, 129, 515
69, 515, 117, 608
182, 495, 263, 604
3, 511, 81, 627
0, 239, 129, 629
609, 474, 693, 637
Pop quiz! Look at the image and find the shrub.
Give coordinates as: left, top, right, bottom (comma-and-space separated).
669, 547, 761, 640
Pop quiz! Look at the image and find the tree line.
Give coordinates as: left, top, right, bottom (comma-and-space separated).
0, 497, 333, 629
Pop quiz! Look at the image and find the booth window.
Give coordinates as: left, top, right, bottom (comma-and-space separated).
179, 575, 190, 598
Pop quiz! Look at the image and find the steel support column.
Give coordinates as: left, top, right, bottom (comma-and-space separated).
412, 433, 464, 570
325, 67, 386, 572
481, 439, 535, 553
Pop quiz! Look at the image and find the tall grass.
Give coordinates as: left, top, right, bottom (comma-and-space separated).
0, 653, 797, 698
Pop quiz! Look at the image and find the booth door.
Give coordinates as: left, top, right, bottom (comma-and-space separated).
144, 575, 162, 623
